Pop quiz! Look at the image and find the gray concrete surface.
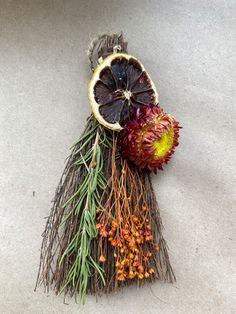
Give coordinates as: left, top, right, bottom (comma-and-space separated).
0, 1, 235, 313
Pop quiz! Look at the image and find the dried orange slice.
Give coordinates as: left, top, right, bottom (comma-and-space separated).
88, 53, 158, 131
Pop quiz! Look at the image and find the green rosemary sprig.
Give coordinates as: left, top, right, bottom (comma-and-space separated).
59, 117, 112, 304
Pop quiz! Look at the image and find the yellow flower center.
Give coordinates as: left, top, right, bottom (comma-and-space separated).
153, 128, 174, 159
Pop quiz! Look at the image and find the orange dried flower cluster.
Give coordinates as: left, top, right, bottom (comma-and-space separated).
97, 141, 160, 283
96, 204, 158, 282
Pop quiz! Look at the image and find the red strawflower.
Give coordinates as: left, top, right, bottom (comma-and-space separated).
119, 104, 181, 172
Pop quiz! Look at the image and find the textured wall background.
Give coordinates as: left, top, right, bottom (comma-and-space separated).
0, 1, 235, 313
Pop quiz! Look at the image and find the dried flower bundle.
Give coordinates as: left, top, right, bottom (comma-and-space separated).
35, 33, 179, 305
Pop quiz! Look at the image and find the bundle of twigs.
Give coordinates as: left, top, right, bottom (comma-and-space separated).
35, 33, 175, 304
